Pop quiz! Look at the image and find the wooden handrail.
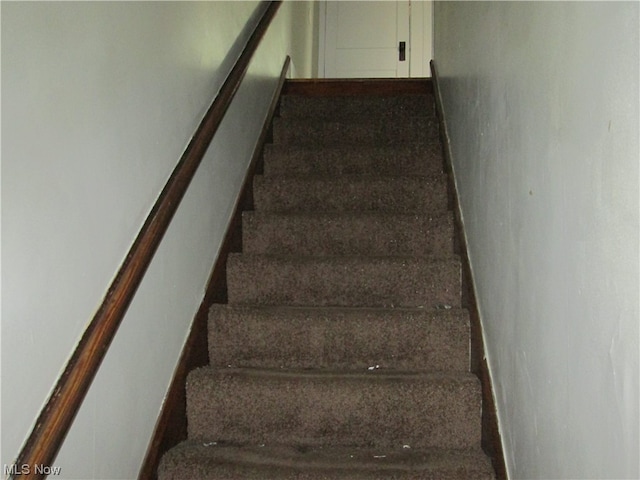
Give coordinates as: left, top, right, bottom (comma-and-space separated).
10, 2, 282, 478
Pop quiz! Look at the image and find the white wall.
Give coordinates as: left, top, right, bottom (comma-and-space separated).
289, 0, 319, 78
434, 2, 639, 479
1, 2, 310, 478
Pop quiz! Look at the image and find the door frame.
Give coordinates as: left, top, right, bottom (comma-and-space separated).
317, 0, 434, 78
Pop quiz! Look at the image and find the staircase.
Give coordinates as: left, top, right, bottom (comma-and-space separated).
158, 80, 496, 479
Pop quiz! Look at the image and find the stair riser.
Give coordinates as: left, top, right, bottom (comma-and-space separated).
187, 369, 481, 449
263, 144, 444, 177
279, 95, 436, 119
272, 118, 438, 146
253, 177, 448, 213
226, 255, 461, 308
242, 213, 454, 256
209, 306, 470, 371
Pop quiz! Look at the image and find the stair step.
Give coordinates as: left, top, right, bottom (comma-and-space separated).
209, 305, 470, 371
253, 176, 448, 213
242, 212, 454, 256
158, 442, 495, 480
263, 143, 444, 177
279, 94, 437, 119
226, 254, 461, 308
158, 81, 496, 478
186, 367, 481, 450
272, 117, 439, 146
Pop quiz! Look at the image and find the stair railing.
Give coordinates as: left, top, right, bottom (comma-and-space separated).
9, 2, 282, 478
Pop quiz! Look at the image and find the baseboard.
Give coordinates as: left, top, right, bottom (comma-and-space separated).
429, 59, 508, 480
137, 57, 290, 480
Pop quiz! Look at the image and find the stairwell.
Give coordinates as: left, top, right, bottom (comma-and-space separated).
158, 79, 496, 479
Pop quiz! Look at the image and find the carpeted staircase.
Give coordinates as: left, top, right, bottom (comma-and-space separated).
158, 80, 496, 479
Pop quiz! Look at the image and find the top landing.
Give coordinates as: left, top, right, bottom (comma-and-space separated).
283, 78, 433, 96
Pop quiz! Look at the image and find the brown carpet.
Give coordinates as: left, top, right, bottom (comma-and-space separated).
158, 81, 495, 479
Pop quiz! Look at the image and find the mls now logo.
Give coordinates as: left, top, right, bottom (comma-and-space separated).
3, 464, 62, 476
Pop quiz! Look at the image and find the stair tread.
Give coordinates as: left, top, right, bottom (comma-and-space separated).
227, 253, 461, 308
272, 117, 438, 145
280, 93, 437, 117
209, 301, 470, 371
274, 115, 438, 126
244, 210, 451, 220
187, 367, 481, 450
191, 366, 478, 381
242, 211, 453, 231
159, 441, 495, 479
278, 114, 437, 124
265, 141, 441, 150
228, 252, 461, 262
227, 252, 462, 272
252, 175, 447, 188
263, 144, 445, 177
253, 175, 448, 213
242, 211, 454, 255
211, 303, 466, 315
264, 142, 443, 156
255, 173, 446, 180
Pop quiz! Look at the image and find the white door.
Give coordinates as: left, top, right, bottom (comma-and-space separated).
323, 1, 409, 78
320, 1, 433, 79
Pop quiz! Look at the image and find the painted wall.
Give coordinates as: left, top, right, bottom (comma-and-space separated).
1, 1, 311, 478
289, 0, 320, 78
434, 2, 639, 479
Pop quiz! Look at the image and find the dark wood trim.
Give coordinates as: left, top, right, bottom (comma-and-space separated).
137, 56, 290, 480
429, 59, 508, 480
10, 3, 283, 479
283, 78, 433, 96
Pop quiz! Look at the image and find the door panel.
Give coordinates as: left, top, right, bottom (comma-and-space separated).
336, 2, 397, 48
